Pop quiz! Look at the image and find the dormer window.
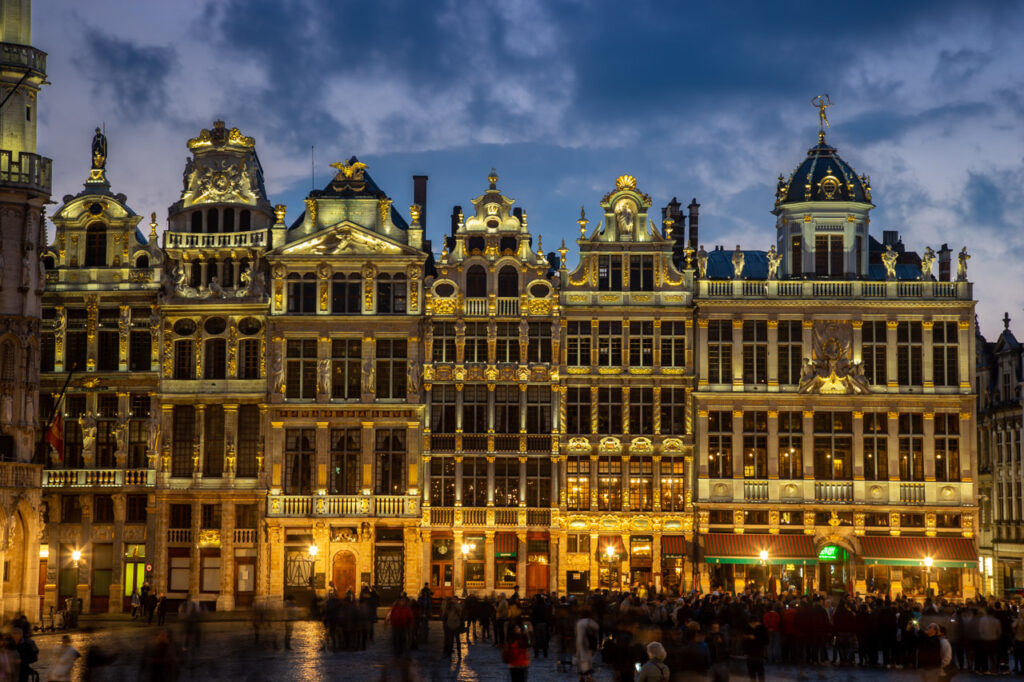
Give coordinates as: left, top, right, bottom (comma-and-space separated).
191, 211, 202, 233
497, 266, 518, 297
84, 222, 107, 267
598, 255, 622, 291
466, 265, 487, 298
467, 236, 485, 254
500, 237, 517, 254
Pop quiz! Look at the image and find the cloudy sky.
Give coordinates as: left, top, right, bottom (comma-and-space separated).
34, 0, 1022, 338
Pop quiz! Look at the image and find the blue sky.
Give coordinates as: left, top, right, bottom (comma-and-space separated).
36, 0, 1024, 338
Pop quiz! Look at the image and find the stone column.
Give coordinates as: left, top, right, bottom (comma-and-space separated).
802, 411, 814, 479
454, 456, 464, 505
484, 530, 496, 591
194, 405, 205, 483
267, 525, 284, 604
589, 454, 598, 511
922, 321, 935, 392
766, 320, 779, 389
697, 410, 709, 478
652, 530, 662, 592
516, 531, 527, 594
518, 457, 527, 506
767, 411, 779, 479
190, 500, 201, 598
453, 529, 464, 594
697, 320, 709, 388
589, 532, 599, 591
960, 411, 974, 482
420, 530, 432, 593
108, 494, 126, 613
958, 321, 971, 391
886, 321, 898, 390
219, 499, 235, 611
360, 421, 374, 494
923, 412, 936, 483
731, 320, 743, 390
224, 405, 238, 484
887, 411, 900, 483
486, 457, 496, 506
152, 495, 168, 595
852, 411, 864, 479
732, 410, 744, 479
407, 421, 421, 497
316, 422, 330, 493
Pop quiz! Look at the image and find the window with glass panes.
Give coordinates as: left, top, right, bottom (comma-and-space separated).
596, 455, 621, 511
742, 411, 767, 478
495, 322, 519, 363
708, 411, 732, 478
493, 457, 520, 506
742, 321, 768, 385
566, 387, 589, 434
527, 322, 551, 363
376, 273, 407, 314
566, 321, 591, 366
374, 429, 406, 494
814, 234, 843, 276
285, 339, 317, 399
707, 320, 732, 384
462, 456, 488, 507
237, 405, 260, 477
127, 394, 149, 468
525, 386, 550, 434
861, 321, 887, 386
629, 255, 654, 291
778, 411, 803, 479
204, 404, 225, 476
863, 413, 888, 481
284, 429, 315, 494
566, 457, 590, 510
129, 331, 151, 372
932, 322, 959, 387
62, 395, 85, 468
96, 394, 118, 468
596, 387, 622, 435
567, 534, 590, 554
375, 339, 406, 399
629, 387, 654, 434
331, 273, 361, 313
430, 385, 457, 434
660, 388, 686, 437
40, 331, 54, 372
897, 322, 923, 386
628, 456, 653, 510
597, 321, 622, 366
464, 322, 488, 363
898, 413, 924, 481
660, 321, 686, 368
464, 385, 490, 433
525, 458, 551, 507
174, 340, 195, 380
97, 311, 118, 370
239, 338, 260, 379
430, 456, 455, 506
286, 273, 317, 313
660, 458, 686, 511
777, 321, 802, 385
813, 412, 852, 480
935, 414, 960, 482
598, 255, 622, 291
329, 428, 360, 494
331, 339, 361, 399
432, 322, 456, 363
204, 338, 227, 379
171, 405, 195, 476
628, 321, 654, 367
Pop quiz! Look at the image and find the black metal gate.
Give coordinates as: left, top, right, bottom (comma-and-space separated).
374, 546, 404, 603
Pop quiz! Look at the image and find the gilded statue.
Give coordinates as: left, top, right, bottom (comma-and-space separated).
363, 358, 376, 395
920, 246, 936, 281
91, 127, 107, 169
881, 244, 898, 280
696, 245, 708, 279
407, 362, 421, 395
775, 174, 788, 205
317, 358, 330, 395
798, 321, 870, 395
812, 94, 832, 136
614, 198, 635, 236
957, 247, 970, 281
766, 244, 782, 280
731, 245, 745, 279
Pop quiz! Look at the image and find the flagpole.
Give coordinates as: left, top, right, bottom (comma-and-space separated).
37, 363, 74, 464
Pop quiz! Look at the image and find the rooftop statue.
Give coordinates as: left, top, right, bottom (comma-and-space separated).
881, 244, 898, 281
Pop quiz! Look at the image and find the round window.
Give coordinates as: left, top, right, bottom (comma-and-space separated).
434, 282, 455, 297
88, 203, 103, 215
203, 317, 227, 335
238, 317, 262, 335
529, 283, 550, 298
172, 319, 197, 336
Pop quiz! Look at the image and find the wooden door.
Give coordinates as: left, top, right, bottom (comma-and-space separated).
526, 562, 548, 596
332, 551, 357, 597
235, 558, 255, 607
38, 559, 46, 618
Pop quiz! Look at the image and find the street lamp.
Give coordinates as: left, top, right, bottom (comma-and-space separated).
924, 556, 933, 596
759, 550, 769, 592
71, 549, 81, 567
460, 542, 475, 596
307, 545, 318, 593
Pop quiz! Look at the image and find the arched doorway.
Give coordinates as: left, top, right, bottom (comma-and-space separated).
332, 550, 357, 597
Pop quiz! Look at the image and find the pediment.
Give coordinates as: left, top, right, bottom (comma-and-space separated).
277, 222, 415, 257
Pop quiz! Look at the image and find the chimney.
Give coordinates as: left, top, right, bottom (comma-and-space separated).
938, 243, 951, 281
687, 198, 700, 250
882, 230, 900, 248
448, 205, 461, 251
413, 175, 428, 233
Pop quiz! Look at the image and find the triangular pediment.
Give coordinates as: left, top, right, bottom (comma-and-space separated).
275, 221, 417, 257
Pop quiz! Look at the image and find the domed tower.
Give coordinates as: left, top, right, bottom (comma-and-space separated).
772, 97, 873, 279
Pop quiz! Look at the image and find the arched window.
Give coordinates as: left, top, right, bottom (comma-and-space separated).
239, 210, 251, 231
190, 259, 202, 289
466, 265, 487, 298
191, 211, 202, 233
135, 254, 149, 269
42, 254, 55, 270
497, 265, 518, 297
84, 222, 107, 267
206, 259, 218, 285
222, 258, 234, 288
207, 208, 219, 233
223, 208, 235, 233
0, 339, 15, 382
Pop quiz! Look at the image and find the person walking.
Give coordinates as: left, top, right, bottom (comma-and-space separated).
495, 593, 509, 647
637, 641, 670, 682
1012, 608, 1024, 675
46, 635, 79, 682
574, 607, 600, 682
131, 588, 142, 620
388, 596, 415, 658
138, 628, 180, 682
743, 616, 768, 682
918, 622, 943, 682
503, 624, 531, 682
442, 597, 464, 661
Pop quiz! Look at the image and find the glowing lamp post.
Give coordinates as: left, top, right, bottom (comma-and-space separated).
460, 542, 475, 596
307, 545, 318, 592
71, 549, 81, 568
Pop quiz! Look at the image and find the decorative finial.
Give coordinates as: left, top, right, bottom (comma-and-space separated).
558, 238, 568, 269
274, 204, 287, 224
577, 206, 589, 238
536, 235, 544, 260
149, 212, 158, 239
664, 216, 675, 238
409, 204, 421, 226
812, 94, 832, 143
615, 174, 637, 191
488, 168, 498, 190
1004, 312, 1011, 330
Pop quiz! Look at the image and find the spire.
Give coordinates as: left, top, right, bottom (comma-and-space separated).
488, 168, 498, 190
1004, 312, 1011, 331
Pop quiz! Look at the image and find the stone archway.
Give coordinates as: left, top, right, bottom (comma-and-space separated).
332, 550, 357, 597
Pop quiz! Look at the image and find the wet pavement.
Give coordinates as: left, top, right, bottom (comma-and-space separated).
24, 618, 1003, 681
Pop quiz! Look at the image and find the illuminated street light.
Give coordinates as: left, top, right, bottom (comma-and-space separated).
759, 549, 769, 564
923, 556, 933, 568
605, 544, 616, 560
71, 549, 81, 566
308, 544, 318, 558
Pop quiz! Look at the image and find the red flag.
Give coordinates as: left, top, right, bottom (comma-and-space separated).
45, 412, 63, 462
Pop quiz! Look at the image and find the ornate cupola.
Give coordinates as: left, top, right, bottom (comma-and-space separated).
772, 96, 874, 279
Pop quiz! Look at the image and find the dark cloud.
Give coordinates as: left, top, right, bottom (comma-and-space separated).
964, 171, 1005, 226
932, 49, 992, 89
79, 30, 176, 121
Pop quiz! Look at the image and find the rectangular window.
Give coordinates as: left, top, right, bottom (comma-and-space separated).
778, 411, 803, 479
172, 405, 194, 477
173, 340, 194, 380
331, 274, 361, 314
567, 534, 590, 554
525, 457, 551, 507
126, 494, 147, 523
239, 339, 261, 380
935, 414, 960, 482
596, 387, 622, 435
464, 322, 488, 363
629, 387, 654, 435
331, 339, 361, 400
286, 275, 317, 313
742, 321, 768, 385
861, 321, 888, 386
376, 274, 407, 314
128, 331, 151, 372
237, 404, 260, 477
461, 456, 488, 507
742, 411, 767, 478
203, 338, 227, 380
863, 413, 888, 481
525, 386, 551, 434
660, 321, 686, 368
791, 235, 802, 276
284, 428, 315, 494
375, 339, 407, 399
814, 234, 843, 276
97, 331, 119, 371
629, 255, 654, 291
285, 339, 317, 400
201, 554, 221, 594
60, 495, 82, 523
495, 322, 519, 363
660, 458, 686, 511
897, 322, 923, 386
93, 494, 114, 522
597, 321, 622, 367
431, 322, 456, 363
493, 457, 520, 507
169, 504, 191, 529
566, 458, 590, 510
567, 321, 591, 366
708, 411, 732, 478
566, 387, 589, 435
628, 321, 654, 367
66, 330, 88, 372
430, 385, 457, 433
203, 404, 224, 477
201, 503, 221, 529
375, 429, 406, 495
813, 412, 852, 480
598, 255, 622, 291
628, 456, 653, 510
40, 332, 55, 373
466, 385, 491, 433
596, 455, 621, 511
527, 322, 552, 363
777, 321, 802, 385
707, 320, 732, 384
932, 321, 959, 387
898, 413, 924, 481
660, 387, 686, 436
329, 428, 361, 495
429, 456, 455, 506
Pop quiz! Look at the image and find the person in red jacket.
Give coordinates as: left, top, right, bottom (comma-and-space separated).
763, 605, 782, 663
503, 623, 531, 682
388, 596, 415, 657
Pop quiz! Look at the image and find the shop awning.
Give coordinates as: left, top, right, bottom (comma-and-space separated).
704, 533, 817, 565
661, 535, 691, 558
494, 533, 517, 558
598, 536, 626, 556
860, 536, 977, 568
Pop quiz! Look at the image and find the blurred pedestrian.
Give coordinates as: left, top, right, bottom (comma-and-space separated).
283, 594, 299, 651
138, 628, 180, 682
502, 623, 531, 682
131, 588, 142, 620
442, 597, 463, 661
637, 641, 670, 682
575, 607, 599, 682
45, 634, 79, 682
388, 596, 414, 658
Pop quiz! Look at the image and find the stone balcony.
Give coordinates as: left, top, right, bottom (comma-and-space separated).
426, 506, 553, 528
0, 462, 41, 488
697, 278, 971, 301
699, 477, 971, 506
0, 43, 46, 75
266, 493, 418, 518
164, 229, 268, 251
43, 468, 155, 488
0, 150, 51, 194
